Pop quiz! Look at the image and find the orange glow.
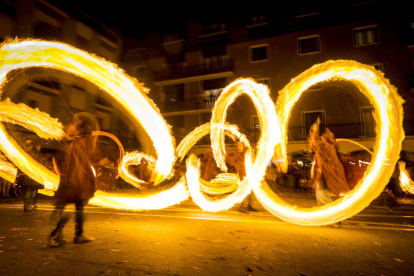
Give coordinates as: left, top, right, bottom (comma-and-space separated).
255, 60, 404, 226
0, 40, 405, 224
398, 161, 414, 194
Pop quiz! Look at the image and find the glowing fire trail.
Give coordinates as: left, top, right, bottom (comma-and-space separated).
0, 39, 175, 186
185, 79, 281, 212
180, 122, 256, 208
398, 161, 414, 194
0, 39, 406, 222
256, 60, 404, 226
0, 39, 188, 210
176, 123, 247, 196
0, 100, 64, 188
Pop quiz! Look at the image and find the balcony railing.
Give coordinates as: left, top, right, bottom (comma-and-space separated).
185, 120, 414, 147
154, 60, 234, 82
159, 97, 217, 113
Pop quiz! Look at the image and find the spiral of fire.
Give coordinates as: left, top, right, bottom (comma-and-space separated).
0, 39, 405, 225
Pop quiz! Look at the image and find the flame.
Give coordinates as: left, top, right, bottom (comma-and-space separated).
0, 39, 187, 210
0, 39, 406, 224
0, 39, 175, 185
256, 60, 404, 226
118, 151, 157, 189
184, 79, 280, 212
0, 100, 64, 188
398, 161, 414, 194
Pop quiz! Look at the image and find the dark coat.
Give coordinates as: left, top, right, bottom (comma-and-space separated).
55, 136, 97, 203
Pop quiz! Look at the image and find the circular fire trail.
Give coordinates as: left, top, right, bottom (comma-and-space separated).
0, 39, 405, 224
255, 60, 404, 226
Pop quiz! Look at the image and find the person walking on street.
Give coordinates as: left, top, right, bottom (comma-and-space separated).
16, 139, 44, 212
49, 113, 108, 247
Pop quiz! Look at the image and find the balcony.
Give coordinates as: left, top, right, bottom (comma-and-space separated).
154, 60, 234, 82
252, 121, 414, 143
189, 120, 414, 147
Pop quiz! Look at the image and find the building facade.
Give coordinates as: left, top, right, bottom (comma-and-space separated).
123, 1, 414, 157
0, 0, 137, 155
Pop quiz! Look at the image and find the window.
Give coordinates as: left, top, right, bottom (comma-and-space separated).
202, 78, 226, 108
302, 111, 325, 135
360, 106, 375, 137
76, 35, 90, 51
250, 44, 269, 62
28, 99, 39, 109
96, 96, 111, 108
70, 86, 87, 110
255, 78, 270, 88
95, 110, 111, 131
132, 66, 147, 80
25, 90, 51, 114
298, 35, 320, 55
353, 25, 379, 46
100, 39, 116, 53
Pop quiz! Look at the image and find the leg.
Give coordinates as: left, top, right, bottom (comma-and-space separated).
22, 187, 32, 211
316, 180, 333, 206
74, 200, 87, 237
30, 188, 38, 209
73, 199, 94, 243
5, 181, 11, 196
49, 203, 71, 246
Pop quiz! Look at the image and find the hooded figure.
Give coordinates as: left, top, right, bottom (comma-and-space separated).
309, 123, 349, 205
50, 112, 107, 247
55, 113, 99, 203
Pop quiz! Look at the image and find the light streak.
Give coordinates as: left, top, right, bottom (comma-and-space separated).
0, 38, 175, 186
0, 39, 186, 210
256, 60, 404, 226
0, 40, 405, 224
0, 100, 64, 188
178, 122, 256, 210
398, 161, 414, 194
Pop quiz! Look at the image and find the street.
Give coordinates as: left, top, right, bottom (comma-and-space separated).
0, 195, 413, 276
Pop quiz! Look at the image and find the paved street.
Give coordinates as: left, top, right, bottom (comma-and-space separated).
0, 194, 413, 276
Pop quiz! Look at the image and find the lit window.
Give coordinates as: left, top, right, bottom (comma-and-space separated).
250, 45, 269, 62
353, 26, 379, 46
298, 35, 320, 55
70, 86, 86, 110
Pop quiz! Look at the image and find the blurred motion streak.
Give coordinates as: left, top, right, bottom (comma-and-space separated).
0, 39, 406, 224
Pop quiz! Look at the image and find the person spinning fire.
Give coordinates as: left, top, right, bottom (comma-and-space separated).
308, 120, 349, 206
49, 113, 112, 247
